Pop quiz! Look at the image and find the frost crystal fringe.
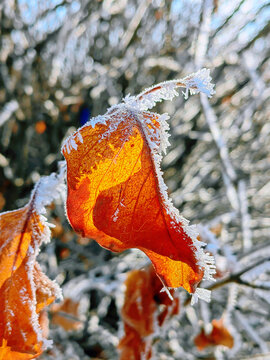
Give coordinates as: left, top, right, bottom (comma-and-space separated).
191, 288, 212, 305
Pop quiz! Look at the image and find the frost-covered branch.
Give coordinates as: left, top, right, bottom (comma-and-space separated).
194, 0, 214, 69
184, 256, 270, 307
238, 180, 252, 250
235, 311, 268, 353
120, 0, 151, 50
194, 0, 239, 211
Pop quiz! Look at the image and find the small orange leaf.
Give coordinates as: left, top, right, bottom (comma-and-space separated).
119, 325, 152, 360
35, 121, 47, 134
121, 269, 156, 337
0, 171, 64, 359
62, 70, 216, 300
194, 318, 234, 350
50, 298, 83, 332
119, 265, 180, 359
59, 248, 70, 259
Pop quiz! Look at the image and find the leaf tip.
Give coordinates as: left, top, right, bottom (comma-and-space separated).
183, 68, 215, 99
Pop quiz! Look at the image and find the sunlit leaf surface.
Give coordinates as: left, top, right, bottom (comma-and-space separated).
63, 71, 216, 298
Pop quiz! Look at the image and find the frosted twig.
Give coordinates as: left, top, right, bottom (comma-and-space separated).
133, 68, 215, 111
207, 257, 270, 292
200, 95, 238, 185
235, 310, 268, 353
224, 284, 238, 320
120, 0, 151, 51
194, 0, 214, 69
200, 300, 211, 333
238, 180, 252, 250
224, 287, 242, 359
236, 51, 269, 132
185, 256, 270, 307
194, 0, 240, 211
144, 57, 181, 72
242, 52, 267, 95
235, 279, 270, 291
239, 241, 270, 262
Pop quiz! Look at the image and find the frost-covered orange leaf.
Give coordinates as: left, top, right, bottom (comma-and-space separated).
0, 171, 65, 359
194, 319, 234, 350
62, 69, 216, 301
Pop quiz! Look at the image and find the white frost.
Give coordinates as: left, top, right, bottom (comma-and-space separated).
160, 286, 174, 301
182, 68, 215, 99
191, 288, 211, 305
33, 162, 66, 214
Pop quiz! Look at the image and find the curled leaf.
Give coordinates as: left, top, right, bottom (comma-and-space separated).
62, 70, 216, 299
0, 170, 65, 359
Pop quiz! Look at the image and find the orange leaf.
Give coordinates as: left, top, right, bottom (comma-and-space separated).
0, 339, 40, 360
194, 318, 234, 350
121, 269, 156, 337
50, 298, 83, 332
119, 325, 152, 360
35, 121, 47, 134
62, 70, 216, 299
0, 172, 64, 359
148, 266, 179, 326
119, 265, 180, 359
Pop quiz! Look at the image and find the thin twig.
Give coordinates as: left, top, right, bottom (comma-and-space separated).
207, 256, 270, 292
120, 0, 151, 51
238, 179, 252, 250
184, 257, 270, 306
